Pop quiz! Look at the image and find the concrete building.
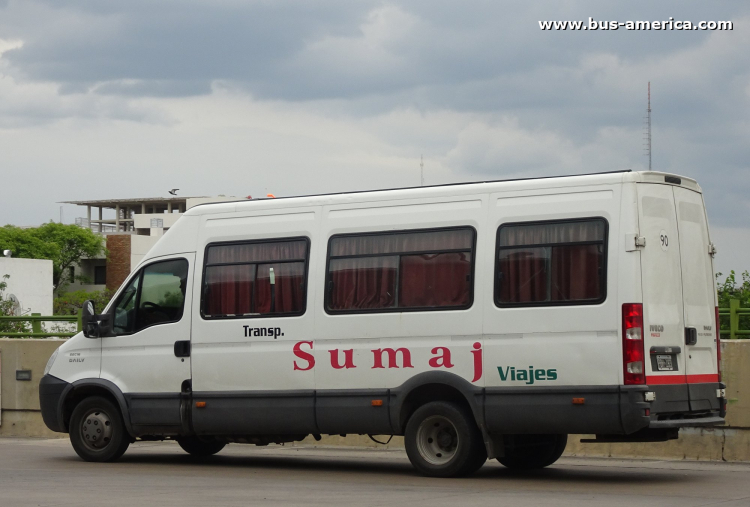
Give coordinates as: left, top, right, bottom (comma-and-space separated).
62, 196, 239, 292
0, 257, 54, 316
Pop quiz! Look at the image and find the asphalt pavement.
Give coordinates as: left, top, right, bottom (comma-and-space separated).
1, 437, 749, 507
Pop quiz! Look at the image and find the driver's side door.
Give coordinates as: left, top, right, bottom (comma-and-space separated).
100, 254, 194, 434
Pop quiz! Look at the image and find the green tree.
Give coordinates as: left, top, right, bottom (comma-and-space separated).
0, 223, 106, 290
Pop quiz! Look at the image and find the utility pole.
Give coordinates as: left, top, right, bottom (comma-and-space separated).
644, 82, 652, 171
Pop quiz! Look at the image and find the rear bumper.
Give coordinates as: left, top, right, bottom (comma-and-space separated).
646, 381, 726, 430
39, 374, 70, 433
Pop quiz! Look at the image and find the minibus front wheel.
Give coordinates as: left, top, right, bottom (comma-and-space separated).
69, 396, 130, 462
404, 401, 487, 477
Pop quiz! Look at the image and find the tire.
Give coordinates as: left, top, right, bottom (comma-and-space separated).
177, 436, 226, 457
404, 401, 487, 477
69, 396, 130, 462
497, 434, 567, 470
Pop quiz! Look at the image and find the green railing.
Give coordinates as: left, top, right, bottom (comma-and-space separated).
0, 302, 747, 339
0, 312, 82, 338
719, 299, 750, 339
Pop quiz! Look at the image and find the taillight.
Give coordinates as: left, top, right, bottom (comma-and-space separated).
716, 306, 722, 382
623, 303, 645, 385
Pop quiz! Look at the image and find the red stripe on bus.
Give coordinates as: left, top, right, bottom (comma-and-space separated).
646, 374, 719, 385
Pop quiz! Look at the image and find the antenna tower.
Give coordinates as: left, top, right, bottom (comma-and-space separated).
420, 154, 424, 186
644, 82, 652, 170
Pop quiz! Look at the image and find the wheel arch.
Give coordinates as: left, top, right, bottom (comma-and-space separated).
60, 379, 134, 437
390, 371, 484, 434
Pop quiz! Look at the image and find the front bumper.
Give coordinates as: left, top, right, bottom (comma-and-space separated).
39, 374, 70, 433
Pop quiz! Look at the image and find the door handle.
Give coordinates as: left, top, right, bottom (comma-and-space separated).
685, 328, 697, 346
174, 340, 191, 358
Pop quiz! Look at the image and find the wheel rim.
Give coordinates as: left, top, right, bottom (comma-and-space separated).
416, 415, 459, 465
79, 409, 113, 451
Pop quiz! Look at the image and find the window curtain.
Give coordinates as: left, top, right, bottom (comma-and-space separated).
330, 229, 472, 256
550, 245, 601, 301
498, 221, 604, 304
204, 240, 307, 316
328, 229, 473, 311
255, 262, 305, 313
399, 252, 471, 307
498, 248, 548, 303
329, 257, 397, 310
204, 265, 254, 315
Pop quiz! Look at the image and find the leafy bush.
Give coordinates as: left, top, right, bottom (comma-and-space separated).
716, 270, 750, 334
54, 289, 114, 316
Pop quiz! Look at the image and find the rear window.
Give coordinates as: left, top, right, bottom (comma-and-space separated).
495, 218, 607, 306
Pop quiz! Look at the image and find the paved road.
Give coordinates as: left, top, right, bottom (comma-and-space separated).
1, 438, 749, 507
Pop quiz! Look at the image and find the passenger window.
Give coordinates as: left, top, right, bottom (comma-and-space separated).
112, 259, 189, 335
326, 227, 475, 313
495, 218, 607, 306
202, 238, 308, 319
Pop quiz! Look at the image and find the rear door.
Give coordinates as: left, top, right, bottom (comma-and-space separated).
637, 184, 689, 410
673, 186, 719, 410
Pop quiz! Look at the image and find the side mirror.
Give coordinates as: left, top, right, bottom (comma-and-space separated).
82, 299, 115, 338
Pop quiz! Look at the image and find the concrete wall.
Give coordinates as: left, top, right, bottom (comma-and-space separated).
0, 339, 63, 437
2, 339, 749, 463
0, 258, 53, 316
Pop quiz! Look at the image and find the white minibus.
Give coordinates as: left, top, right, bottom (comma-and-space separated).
40, 170, 725, 477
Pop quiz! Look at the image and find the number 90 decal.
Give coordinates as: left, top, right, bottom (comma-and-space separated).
659, 230, 669, 251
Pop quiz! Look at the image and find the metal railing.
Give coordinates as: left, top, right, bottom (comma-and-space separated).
0, 312, 82, 338
719, 299, 750, 339
0, 301, 748, 339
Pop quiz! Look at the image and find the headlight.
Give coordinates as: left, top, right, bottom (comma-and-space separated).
44, 348, 59, 376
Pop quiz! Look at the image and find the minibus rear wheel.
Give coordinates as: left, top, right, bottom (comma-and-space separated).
176, 436, 226, 457
497, 434, 567, 469
69, 396, 130, 462
405, 401, 487, 477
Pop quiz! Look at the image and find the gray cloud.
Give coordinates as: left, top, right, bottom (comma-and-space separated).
0, 0, 748, 254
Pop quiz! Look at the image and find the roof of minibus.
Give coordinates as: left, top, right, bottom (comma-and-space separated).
184, 170, 699, 216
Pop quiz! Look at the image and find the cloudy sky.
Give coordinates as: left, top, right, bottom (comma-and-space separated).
1, 1, 748, 275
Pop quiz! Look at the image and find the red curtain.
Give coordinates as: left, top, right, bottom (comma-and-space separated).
204, 265, 254, 316
550, 245, 601, 301
399, 252, 471, 307
498, 221, 603, 304
255, 262, 305, 313
203, 240, 307, 316
329, 257, 397, 310
498, 248, 547, 303
328, 229, 473, 311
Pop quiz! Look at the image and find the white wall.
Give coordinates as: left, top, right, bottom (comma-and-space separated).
133, 212, 182, 230
0, 258, 53, 315
130, 235, 161, 271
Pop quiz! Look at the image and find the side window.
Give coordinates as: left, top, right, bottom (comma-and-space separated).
326, 227, 475, 313
113, 274, 140, 335
112, 259, 188, 335
201, 238, 308, 319
495, 218, 607, 306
